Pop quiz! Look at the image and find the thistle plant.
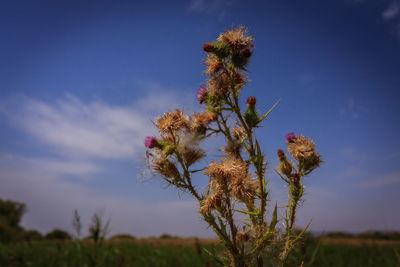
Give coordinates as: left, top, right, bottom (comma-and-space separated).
144, 26, 322, 266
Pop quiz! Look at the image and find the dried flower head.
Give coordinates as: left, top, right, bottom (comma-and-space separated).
204, 157, 247, 182
202, 42, 215, 53
203, 55, 223, 76
230, 172, 258, 204
191, 112, 217, 132
287, 135, 315, 161
207, 71, 231, 95
233, 71, 247, 85
199, 180, 224, 214
196, 86, 208, 104
155, 109, 188, 135
144, 136, 157, 149
152, 155, 180, 180
223, 139, 243, 158
285, 132, 297, 143
217, 25, 254, 51
180, 146, 205, 166
233, 126, 248, 140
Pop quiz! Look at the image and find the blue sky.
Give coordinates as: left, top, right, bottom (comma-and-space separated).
0, 0, 399, 237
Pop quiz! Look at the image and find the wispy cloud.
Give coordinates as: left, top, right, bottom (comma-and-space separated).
339, 147, 368, 164
297, 73, 316, 84
360, 171, 400, 187
188, 0, 235, 14
339, 97, 368, 119
1, 86, 192, 161
383, 2, 400, 20
0, 156, 211, 236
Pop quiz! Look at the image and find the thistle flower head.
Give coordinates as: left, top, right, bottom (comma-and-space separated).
285, 132, 297, 143
229, 172, 258, 205
286, 135, 322, 172
233, 126, 248, 141
246, 96, 256, 107
217, 25, 254, 51
196, 86, 208, 104
199, 180, 224, 214
234, 71, 247, 85
155, 109, 189, 135
144, 136, 157, 149
190, 112, 217, 132
241, 47, 252, 58
202, 42, 215, 53
152, 155, 180, 180
207, 71, 230, 95
177, 136, 205, 166
204, 157, 248, 182
203, 55, 223, 76
287, 135, 315, 160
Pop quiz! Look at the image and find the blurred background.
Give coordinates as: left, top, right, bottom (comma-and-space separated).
0, 0, 399, 238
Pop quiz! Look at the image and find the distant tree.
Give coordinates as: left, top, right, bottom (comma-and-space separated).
24, 229, 43, 241
45, 229, 72, 240
0, 198, 26, 228
0, 198, 27, 242
109, 233, 136, 241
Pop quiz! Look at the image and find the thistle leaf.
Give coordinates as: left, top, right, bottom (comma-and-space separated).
233, 209, 260, 216
268, 203, 278, 232
259, 98, 281, 123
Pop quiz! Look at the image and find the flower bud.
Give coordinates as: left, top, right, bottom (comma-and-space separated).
277, 149, 285, 161
246, 96, 256, 107
241, 47, 252, 58
202, 43, 215, 53
213, 41, 230, 59
279, 161, 293, 177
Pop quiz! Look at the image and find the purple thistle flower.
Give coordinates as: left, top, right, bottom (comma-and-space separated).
285, 132, 297, 143
144, 136, 157, 149
196, 86, 208, 104
241, 47, 252, 58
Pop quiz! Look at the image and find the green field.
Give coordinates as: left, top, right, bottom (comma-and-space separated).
1, 238, 399, 267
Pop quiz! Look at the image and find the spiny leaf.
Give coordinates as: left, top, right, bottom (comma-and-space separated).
292, 220, 312, 245
259, 98, 281, 122
255, 139, 261, 157
233, 209, 260, 216
269, 203, 278, 232
275, 169, 289, 183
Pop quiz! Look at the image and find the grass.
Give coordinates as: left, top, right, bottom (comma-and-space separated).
0, 237, 399, 266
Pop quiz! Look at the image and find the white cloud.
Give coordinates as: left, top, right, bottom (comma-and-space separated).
1, 86, 193, 161
383, 2, 400, 20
